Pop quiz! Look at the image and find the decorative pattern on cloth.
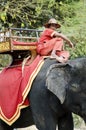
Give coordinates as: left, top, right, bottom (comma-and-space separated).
0, 55, 44, 125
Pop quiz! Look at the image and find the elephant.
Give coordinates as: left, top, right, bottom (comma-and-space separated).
0, 57, 86, 130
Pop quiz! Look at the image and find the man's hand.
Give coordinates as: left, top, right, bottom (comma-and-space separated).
69, 41, 74, 48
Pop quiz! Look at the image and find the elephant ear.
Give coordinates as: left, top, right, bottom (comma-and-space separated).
46, 63, 71, 104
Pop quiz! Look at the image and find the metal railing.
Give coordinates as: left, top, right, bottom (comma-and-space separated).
0, 28, 43, 42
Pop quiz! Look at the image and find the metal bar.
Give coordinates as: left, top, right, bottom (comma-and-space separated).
5, 36, 37, 40
9, 28, 43, 32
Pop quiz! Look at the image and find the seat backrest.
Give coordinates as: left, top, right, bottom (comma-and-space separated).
0, 28, 43, 54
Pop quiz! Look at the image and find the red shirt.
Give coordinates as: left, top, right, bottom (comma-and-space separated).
39, 28, 54, 43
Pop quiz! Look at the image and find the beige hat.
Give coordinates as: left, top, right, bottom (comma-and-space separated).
44, 18, 61, 28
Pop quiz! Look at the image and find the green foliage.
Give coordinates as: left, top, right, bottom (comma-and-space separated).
68, 34, 86, 59
0, 54, 12, 67
0, 0, 76, 29
62, 1, 86, 59
0, 0, 39, 28
73, 114, 85, 128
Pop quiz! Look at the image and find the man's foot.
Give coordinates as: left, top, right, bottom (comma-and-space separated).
50, 54, 67, 63
56, 56, 67, 63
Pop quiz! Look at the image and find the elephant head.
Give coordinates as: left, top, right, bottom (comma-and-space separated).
46, 57, 86, 122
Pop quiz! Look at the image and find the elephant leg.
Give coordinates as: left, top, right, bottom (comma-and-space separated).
29, 83, 56, 130
58, 112, 74, 130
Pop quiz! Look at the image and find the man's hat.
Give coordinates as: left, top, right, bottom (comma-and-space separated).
44, 18, 61, 28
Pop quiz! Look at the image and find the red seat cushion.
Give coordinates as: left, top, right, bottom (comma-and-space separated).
12, 40, 38, 46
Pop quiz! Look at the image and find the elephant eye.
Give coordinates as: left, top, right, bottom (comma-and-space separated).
70, 83, 81, 92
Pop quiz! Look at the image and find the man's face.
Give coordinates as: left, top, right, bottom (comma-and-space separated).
49, 23, 57, 30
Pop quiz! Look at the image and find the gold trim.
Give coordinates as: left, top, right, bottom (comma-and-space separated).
0, 42, 11, 52
13, 45, 36, 50
0, 40, 37, 53
0, 42, 37, 52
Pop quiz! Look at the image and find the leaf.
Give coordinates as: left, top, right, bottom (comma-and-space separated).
0, 12, 6, 22
21, 23, 25, 27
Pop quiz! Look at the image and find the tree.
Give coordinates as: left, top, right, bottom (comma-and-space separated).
0, 0, 76, 29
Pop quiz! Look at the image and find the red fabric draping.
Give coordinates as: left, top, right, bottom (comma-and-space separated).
0, 55, 44, 125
